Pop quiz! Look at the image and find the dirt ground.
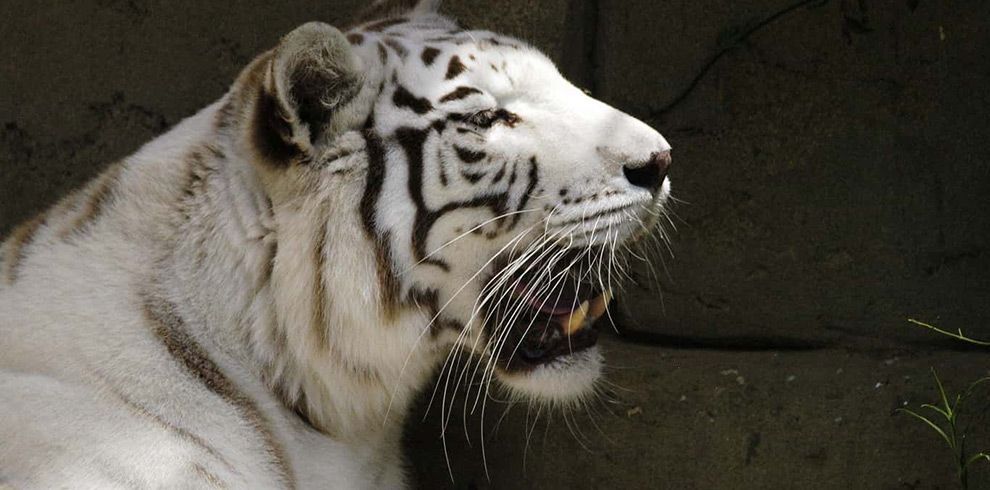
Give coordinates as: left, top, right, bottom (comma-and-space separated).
407, 335, 990, 489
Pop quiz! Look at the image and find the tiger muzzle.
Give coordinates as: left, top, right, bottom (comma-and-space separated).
484, 250, 615, 372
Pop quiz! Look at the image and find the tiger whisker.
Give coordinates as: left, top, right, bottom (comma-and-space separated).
390, 224, 537, 425
398, 207, 541, 275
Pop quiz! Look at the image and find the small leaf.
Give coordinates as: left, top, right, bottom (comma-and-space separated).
965, 452, 990, 470
931, 369, 953, 416
896, 408, 953, 448
920, 403, 950, 421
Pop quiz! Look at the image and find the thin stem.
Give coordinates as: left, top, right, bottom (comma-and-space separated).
907, 319, 990, 347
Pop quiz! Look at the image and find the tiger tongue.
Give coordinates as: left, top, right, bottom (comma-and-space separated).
559, 290, 613, 336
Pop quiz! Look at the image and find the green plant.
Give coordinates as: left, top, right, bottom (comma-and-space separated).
898, 319, 990, 489
897, 369, 990, 489
908, 319, 990, 347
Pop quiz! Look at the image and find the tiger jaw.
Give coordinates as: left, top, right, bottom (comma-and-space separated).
494, 288, 612, 372
475, 245, 618, 383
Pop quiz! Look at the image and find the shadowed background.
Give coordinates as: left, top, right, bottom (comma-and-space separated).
2, 1, 988, 488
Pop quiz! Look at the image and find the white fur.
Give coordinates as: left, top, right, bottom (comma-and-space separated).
0, 6, 672, 489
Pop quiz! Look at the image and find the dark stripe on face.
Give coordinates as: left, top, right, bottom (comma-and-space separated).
492, 162, 507, 183
407, 287, 463, 334
445, 55, 466, 79
383, 37, 408, 59
407, 287, 439, 314
439, 86, 482, 103
397, 127, 450, 269
392, 85, 433, 115
421, 46, 441, 65
360, 131, 400, 313
454, 145, 486, 163
396, 126, 518, 265
461, 171, 484, 184
58, 163, 123, 240
2, 210, 48, 284
142, 292, 294, 489
346, 32, 364, 45
438, 161, 449, 187
509, 156, 540, 229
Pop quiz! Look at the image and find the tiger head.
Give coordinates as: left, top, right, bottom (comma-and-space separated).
230, 0, 672, 412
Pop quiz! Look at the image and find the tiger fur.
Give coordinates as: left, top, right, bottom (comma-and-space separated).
0, 1, 673, 488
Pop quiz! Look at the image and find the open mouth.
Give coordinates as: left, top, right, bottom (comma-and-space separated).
484, 250, 614, 372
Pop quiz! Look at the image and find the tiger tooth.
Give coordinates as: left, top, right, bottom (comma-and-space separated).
587, 289, 613, 321
563, 301, 590, 336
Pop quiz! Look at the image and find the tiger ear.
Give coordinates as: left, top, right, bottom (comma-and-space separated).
252, 22, 363, 164
355, 0, 442, 23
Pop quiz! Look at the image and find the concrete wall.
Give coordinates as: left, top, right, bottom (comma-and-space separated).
2, 1, 988, 488
606, 0, 990, 348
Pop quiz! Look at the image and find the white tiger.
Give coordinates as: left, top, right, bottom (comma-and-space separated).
0, 0, 672, 488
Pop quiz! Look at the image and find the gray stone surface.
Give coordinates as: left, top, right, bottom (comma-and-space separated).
2, 1, 988, 489
599, 0, 990, 343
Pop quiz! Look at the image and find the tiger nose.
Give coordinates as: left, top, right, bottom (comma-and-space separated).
622, 150, 671, 192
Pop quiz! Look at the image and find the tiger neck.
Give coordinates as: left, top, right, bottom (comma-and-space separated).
170, 116, 441, 443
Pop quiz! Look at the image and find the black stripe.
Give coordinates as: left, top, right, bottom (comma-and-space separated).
421, 46, 441, 65
407, 287, 463, 334
377, 43, 389, 65
492, 162, 507, 183
383, 37, 408, 59
509, 156, 540, 229
454, 145, 486, 163
439, 86, 483, 103
360, 131, 400, 312
396, 125, 520, 266
445, 55, 466, 79
460, 171, 485, 184
392, 85, 433, 114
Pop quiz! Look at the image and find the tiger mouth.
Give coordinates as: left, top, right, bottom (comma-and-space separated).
485, 251, 614, 372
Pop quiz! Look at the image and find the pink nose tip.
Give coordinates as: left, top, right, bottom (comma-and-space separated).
623, 150, 671, 192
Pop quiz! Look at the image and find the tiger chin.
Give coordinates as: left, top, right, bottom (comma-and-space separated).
0, 0, 672, 488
